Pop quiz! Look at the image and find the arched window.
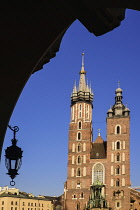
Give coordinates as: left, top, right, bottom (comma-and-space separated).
77, 156, 81, 164
72, 156, 75, 164
116, 201, 120, 208
116, 179, 120, 186
78, 121, 82, 129
117, 126, 120, 134
71, 168, 74, 177
83, 167, 86, 176
81, 192, 84, 198
92, 163, 104, 184
122, 165, 125, 174
83, 143, 86, 151
116, 141, 121, 150
122, 153, 125, 161
77, 132, 81, 140
79, 104, 82, 118
116, 153, 120, 162
111, 153, 114, 162
77, 168, 81, 177
77, 202, 80, 210
115, 125, 121, 134
83, 155, 86, 163
72, 106, 75, 120
86, 105, 89, 119
111, 179, 114, 187
77, 143, 81, 152
72, 143, 75, 152
121, 190, 124, 196
116, 165, 120, 175
77, 181, 81, 188
111, 166, 114, 175
122, 178, 125, 186
73, 194, 76, 199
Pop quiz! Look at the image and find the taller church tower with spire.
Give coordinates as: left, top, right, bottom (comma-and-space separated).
64, 54, 131, 210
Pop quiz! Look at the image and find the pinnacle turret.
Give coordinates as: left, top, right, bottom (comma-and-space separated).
71, 53, 94, 105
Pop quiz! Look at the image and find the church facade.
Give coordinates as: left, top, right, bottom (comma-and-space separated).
63, 54, 139, 210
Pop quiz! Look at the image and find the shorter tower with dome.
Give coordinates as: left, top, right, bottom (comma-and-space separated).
64, 54, 140, 210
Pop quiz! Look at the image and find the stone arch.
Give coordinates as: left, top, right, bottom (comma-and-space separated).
92, 162, 105, 184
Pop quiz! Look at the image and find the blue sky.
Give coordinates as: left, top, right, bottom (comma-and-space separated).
1, 9, 140, 196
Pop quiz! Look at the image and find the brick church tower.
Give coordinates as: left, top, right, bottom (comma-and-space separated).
64, 54, 131, 210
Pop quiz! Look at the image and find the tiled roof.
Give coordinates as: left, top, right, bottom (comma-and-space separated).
90, 140, 107, 159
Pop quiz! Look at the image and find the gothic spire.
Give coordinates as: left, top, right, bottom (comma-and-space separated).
71, 53, 94, 105
79, 52, 86, 92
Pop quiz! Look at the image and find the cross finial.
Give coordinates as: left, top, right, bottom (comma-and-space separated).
98, 129, 101, 136
82, 52, 84, 67
118, 81, 120, 88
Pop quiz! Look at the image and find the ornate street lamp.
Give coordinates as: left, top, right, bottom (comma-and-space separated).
5, 125, 23, 186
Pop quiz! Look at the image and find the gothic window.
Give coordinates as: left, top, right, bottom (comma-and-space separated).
71, 168, 74, 177
72, 156, 75, 164
116, 179, 120, 186
77, 202, 80, 210
92, 163, 104, 184
77, 132, 81, 140
122, 165, 125, 174
116, 125, 121, 134
72, 143, 75, 152
121, 190, 124, 196
77, 143, 81, 152
111, 166, 114, 175
116, 165, 120, 175
81, 192, 84, 198
116, 201, 120, 208
122, 178, 125, 186
11, 201, 13, 205
79, 104, 82, 118
77, 168, 81, 177
78, 121, 82, 129
123, 141, 125, 149
111, 179, 114, 187
77, 181, 81, 188
77, 156, 81, 164
73, 194, 76, 199
72, 106, 75, 120
83, 167, 86, 176
116, 141, 121, 150
116, 153, 120, 162
2, 201, 4, 205
122, 153, 125, 161
111, 153, 114, 162
86, 105, 89, 119
83, 143, 86, 151
83, 155, 86, 163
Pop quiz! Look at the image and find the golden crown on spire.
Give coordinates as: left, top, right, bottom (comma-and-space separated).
80, 52, 86, 74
